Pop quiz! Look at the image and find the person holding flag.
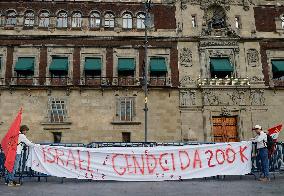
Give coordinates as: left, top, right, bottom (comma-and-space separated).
1, 109, 36, 187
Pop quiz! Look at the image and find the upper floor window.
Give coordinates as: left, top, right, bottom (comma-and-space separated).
14, 57, 35, 78
281, 15, 284, 29
271, 60, 284, 80
122, 13, 132, 29
235, 16, 241, 29
210, 57, 233, 78
49, 56, 69, 77
24, 11, 35, 27
6, 10, 17, 26
0, 13, 4, 27
104, 13, 114, 28
39, 11, 50, 28
207, 6, 226, 29
116, 97, 135, 121
192, 15, 197, 28
71, 12, 82, 28
137, 13, 145, 29
48, 97, 67, 123
57, 11, 68, 28
90, 12, 100, 28
84, 57, 102, 77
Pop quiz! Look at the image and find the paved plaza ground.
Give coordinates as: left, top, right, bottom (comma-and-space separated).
0, 175, 284, 196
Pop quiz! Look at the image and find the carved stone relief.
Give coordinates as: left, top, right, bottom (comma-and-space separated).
227, 90, 246, 105
180, 76, 195, 87
180, 48, 192, 67
247, 49, 259, 67
200, 40, 239, 47
221, 107, 231, 116
250, 89, 265, 105
203, 90, 221, 105
180, 90, 196, 106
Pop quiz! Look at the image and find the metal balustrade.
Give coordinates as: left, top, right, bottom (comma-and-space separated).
0, 76, 172, 87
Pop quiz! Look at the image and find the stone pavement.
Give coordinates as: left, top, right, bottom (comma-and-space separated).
0, 175, 284, 196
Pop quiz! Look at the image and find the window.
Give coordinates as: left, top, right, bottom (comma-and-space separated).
122, 13, 132, 29
6, 10, 17, 26
271, 60, 284, 80
0, 12, 4, 27
52, 132, 62, 143
235, 16, 240, 29
116, 97, 135, 121
137, 13, 145, 29
84, 57, 101, 77
39, 11, 50, 28
191, 15, 197, 28
122, 132, 131, 142
150, 57, 167, 77
281, 15, 284, 29
207, 6, 226, 29
71, 12, 82, 28
90, 12, 101, 28
14, 57, 35, 78
48, 98, 67, 123
49, 56, 68, 77
210, 57, 234, 78
57, 11, 68, 28
104, 13, 114, 28
24, 11, 35, 27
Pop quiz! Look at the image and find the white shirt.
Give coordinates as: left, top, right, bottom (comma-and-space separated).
252, 131, 267, 149
17, 133, 34, 154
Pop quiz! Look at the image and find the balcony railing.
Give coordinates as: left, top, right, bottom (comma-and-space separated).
197, 77, 250, 87
1, 76, 172, 87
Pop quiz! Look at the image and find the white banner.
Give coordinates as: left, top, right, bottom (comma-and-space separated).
27, 141, 252, 181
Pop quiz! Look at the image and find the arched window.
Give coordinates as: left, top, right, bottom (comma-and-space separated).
0, 12, 4, 27
90, 12, 100, 28
24, 11, 35, 27
122, 13, 132, 29
71, 12, 82, 28
137, 13, 145, 29
57, 11, 68, 28
39, 11, 50, 28
104, 13, 114, 28
6, 10, 17, 26
206, 5, 226, 29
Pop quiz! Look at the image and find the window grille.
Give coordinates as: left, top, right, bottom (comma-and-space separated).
122, 13, 132, 29
24, 11, 35, 27
104, 13, 114, 28
57, 11, 68, 28
6, 10, 17, 26
90, 12, 100, 28
39, 11, 49, 28
71, 12, 82, 28
48, 98, 67, 123
116, 97, 135, 121
137, 13, 145, 29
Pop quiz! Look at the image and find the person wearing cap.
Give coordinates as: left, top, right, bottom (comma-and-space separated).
5, 125, 35, 187
251, 124, 270, 182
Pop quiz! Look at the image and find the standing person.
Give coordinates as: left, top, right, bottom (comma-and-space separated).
5, 125, 35, 187
251, 125, 270, 182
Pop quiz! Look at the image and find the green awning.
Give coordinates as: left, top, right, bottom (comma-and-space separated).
49, 57, 68, 71
150, 57, 167, 72
84, 57, 101, 71
14, 57, 34, 71
118, 58, 135, 71
272, 60, 284, 73
210, 58, 234, 72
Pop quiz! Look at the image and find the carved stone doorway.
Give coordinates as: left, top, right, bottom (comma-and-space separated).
212, 116, 239, 142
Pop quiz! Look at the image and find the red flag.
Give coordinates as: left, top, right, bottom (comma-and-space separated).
1, 109, 22, 172
268, 124, 283, 142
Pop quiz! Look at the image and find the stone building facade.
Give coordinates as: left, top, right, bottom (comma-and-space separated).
0, 0, 284, 144
177, 0, 284, 142
0, 0, 179, 143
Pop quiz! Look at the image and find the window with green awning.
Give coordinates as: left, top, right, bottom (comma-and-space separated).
84, 57, 102, 71
210, 57, 233, 78
150, 57, 167, 72
118, 58, 135, 71
49, 57, 68, 71
14, 57, 35, 71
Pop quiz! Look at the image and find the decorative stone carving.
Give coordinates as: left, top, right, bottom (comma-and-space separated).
180, 48, 192, 67
250, 89, 265, 105
180, 90, 196, 106
180, 76, 195, 87
203, 90, 220, 105
247, 49, 259, 67
182, 0, 253, 10
228, 90, 246, 105
251, 76, 263, 82
200, 40, 238, 47
221, 107, 230, 116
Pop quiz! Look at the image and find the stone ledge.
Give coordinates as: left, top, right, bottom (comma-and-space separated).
41, 122, 72, 126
